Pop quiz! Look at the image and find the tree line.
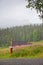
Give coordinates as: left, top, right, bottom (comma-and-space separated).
0, 24, 43, 47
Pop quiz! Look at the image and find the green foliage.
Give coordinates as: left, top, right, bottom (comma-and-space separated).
26, 0, 43, 19
0, 24, 43, 47
33, 29, 40, 41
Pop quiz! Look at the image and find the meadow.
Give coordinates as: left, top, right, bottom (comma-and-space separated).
0, 40, 43, 58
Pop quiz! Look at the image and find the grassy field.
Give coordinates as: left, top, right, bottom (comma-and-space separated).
32, 40, 43, 45
0, 40, 43, 58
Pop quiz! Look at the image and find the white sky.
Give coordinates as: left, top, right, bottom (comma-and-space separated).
0, 0, 42, 28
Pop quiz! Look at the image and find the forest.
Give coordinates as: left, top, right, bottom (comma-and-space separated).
0, 24, 43, 47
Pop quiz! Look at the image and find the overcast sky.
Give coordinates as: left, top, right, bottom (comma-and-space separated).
0, 0, 42, 28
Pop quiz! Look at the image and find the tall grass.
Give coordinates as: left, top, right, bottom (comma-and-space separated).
0, 45, 43, 58
11, 46, 43, 58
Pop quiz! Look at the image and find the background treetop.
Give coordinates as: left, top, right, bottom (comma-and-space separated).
26, 0, 43, 19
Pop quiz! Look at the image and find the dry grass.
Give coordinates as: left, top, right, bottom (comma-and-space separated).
0, 48, 9, 54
